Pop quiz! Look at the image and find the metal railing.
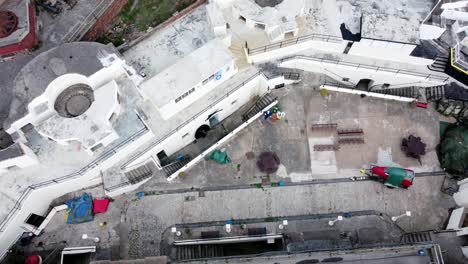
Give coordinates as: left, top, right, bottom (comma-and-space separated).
0, 119, 148, 232
320, 76, 355, 89
282, 56, 450, 82
422, 0, 443, 25
62, 0, 112, 42
320, 77, 421, 99
120, 72, 263, 169
323, 68, 357, 86
246, 33, 343, 55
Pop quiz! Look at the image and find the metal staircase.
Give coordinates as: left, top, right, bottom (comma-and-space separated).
162, 156, 191, 177
124, 162, 154, 184
428, 54, 449, 73
425, 85, 446, 101
242, 94, 276, 121
401, 231, 433, 244
372, 86, 419, 98
176, 244, 224, 260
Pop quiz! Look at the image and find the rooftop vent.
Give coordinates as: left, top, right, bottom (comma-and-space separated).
0, 10, 18, 38
54, 84, 95, 118
254, 0, 283, 7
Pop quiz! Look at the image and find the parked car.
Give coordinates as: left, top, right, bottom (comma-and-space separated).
365, 166, 415, 189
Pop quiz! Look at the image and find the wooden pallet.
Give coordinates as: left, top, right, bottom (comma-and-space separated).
338, 138, 365, 145
337, 128, 364, 136
311, 123, 338, 130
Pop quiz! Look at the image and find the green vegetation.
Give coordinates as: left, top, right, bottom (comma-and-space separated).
251, 183, 263, 188
96, 34, 125, 47
120, 0, 196, 31
438, 125, 468, 178
264, 216, 279, 222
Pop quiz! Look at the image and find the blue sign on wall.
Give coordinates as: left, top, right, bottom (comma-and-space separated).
215, 70, 223, 80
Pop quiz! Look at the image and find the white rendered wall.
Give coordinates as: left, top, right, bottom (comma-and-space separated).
348, 39, 433, 65
167, 98, 278, 181
281, 57, 446, 87
462, 246, 468, 259
454, 179, 468, 207
420, 24, 446, 40
207, 1, 227, 37
158, 61, 237, 120
447, 207, 465, 230
213, 0, 234, 9
124, 74, 269, 169
7, 59, 128, 136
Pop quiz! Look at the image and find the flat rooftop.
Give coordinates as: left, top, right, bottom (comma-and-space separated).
136, 66, 258, 144
122, 5, 215, 78
138, 39, 234, 110
300, 0, 433, 43
3, 42, 116, 129
233, 0, 303, 26
0, 79, 145, 225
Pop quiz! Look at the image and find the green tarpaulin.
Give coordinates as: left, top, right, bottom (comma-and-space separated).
210, 150, 231, 164
384, 167, 410, 187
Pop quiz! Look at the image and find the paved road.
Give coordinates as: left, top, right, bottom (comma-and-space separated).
33, 176, 454, 259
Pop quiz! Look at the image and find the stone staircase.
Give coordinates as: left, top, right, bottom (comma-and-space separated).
124, 162, 155, 184
401, 231, 433, 244
162, 156, 191, 177
269, 26, 284, 42
229, 35, 250, 70
372, 86, 420, 98
425, 85, 446, 101
428, 54, 449, 73
175, 244, 224, 260
242, 93, 276, 121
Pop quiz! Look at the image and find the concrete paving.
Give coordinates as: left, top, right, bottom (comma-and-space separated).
140, 71, 442, 191
17, 75, 456, 261
27, 175, 454, 260
9, 67, 453, 262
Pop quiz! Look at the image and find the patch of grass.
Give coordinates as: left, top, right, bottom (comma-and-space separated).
251, 183, 263, 188
264, 216, 278, 222
95, 33, 125, 47
120, 0, 196, 31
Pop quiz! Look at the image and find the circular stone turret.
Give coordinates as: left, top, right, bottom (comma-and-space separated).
54, 84, 94, 118
254, 0, 283, 7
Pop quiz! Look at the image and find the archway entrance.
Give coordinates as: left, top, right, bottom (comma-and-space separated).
195, 125, 210, 139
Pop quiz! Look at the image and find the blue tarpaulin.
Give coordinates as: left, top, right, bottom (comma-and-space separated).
66, 193, 94, 224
